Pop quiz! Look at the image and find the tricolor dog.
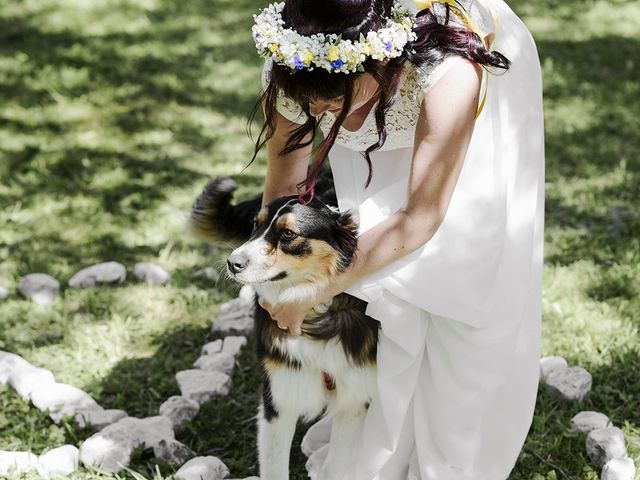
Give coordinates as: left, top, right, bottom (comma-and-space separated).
190, 177, 379, 480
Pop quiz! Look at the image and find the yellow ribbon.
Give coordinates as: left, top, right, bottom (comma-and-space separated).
412, 0, 494, 119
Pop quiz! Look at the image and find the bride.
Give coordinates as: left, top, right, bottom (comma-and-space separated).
251, 0, 544, 478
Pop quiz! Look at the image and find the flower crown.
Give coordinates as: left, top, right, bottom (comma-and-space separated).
252, 2, 417, 74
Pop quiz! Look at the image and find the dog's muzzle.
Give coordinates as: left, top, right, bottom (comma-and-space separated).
227, 252, 249, 274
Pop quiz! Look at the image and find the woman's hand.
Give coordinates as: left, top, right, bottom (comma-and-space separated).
257, 296, 317, 337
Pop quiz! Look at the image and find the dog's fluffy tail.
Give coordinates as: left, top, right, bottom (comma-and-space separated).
189, 177, 261, 241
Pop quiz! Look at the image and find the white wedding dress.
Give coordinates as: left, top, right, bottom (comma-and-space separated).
262, 0, 544, 478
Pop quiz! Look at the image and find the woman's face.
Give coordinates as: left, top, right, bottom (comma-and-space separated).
307, 73, 379, 118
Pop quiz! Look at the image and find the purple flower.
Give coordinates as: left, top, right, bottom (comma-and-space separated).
385, 41, 393, 52
294, 55, 304, 70
330, 59, 344, 69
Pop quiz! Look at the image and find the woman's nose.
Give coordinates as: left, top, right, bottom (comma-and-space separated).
309, 103, 330, 117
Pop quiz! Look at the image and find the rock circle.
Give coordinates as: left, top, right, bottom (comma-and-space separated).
18, 273, 60, 304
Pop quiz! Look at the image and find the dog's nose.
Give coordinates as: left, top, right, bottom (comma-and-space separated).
227, 253, 249, 274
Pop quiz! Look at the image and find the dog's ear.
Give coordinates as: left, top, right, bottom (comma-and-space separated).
334, 211, 359, 271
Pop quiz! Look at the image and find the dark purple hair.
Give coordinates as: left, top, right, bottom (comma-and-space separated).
248, 0, 510, 202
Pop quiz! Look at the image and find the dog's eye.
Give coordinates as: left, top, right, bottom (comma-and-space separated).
281, 229, 297, 241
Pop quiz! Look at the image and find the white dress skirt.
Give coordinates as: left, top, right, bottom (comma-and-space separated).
262, 0, 544, 477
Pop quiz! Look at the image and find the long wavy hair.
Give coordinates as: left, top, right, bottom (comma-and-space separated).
248, 0, 510, 202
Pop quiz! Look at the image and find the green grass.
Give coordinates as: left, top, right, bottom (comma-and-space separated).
0, 0, 639, 478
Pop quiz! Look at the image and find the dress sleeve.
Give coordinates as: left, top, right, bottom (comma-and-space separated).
261, 59, 309, 125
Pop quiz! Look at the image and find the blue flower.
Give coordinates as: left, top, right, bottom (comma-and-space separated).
294, 55, 304, 70
385, 41, 393, 52
330, 59, 344, 69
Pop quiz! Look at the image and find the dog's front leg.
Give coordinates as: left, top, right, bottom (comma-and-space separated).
258, 403, 298, 480
318, 406, 367, 480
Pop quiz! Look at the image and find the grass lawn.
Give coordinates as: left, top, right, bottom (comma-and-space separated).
0, 0, 638, 478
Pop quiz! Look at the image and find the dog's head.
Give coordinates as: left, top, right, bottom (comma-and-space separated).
226, 196, 358, 286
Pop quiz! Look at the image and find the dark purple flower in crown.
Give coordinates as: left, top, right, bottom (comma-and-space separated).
294, 55, 304, 70
330, 59, 344, 69
385, 41, 393, 52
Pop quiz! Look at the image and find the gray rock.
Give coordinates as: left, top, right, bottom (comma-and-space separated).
585, 427, 627, 469
133, 262, 171, 285
229, 478, 260, 480
18, 273, 60, 304
37, 445, 79, 477
192, 267, 220, 282
176, 369, 231, 405
30, 382, 102, 423
68, 261, 126, 288
601, 457, 636, 480
80, 416, 175, 473
570, 411, 611, 433
159, 396, 200, 429
9, 364, 56, 400
175, 456, 230, 480
0, 351, 31, 385
0, 285, 8, 300
0, 451, 39, 476
222, 336, 247, 357
539, 355, 568, 382
201, 340, 223, 356
211, 298, 254, 335
545, 366, 592, 402
153, 439, 195, 468
74, 408, 128, 430
194, 352, 236, 375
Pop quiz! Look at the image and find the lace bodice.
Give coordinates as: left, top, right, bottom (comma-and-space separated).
264, 57, 465, 152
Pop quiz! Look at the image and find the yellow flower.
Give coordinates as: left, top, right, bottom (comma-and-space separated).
361, 43, 371, 56
413, 0, 432, 10
302, 51, 314, 65
269, 43, 279, 53
326, 46, 341, 62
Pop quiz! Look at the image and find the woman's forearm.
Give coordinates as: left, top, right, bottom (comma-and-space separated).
323, 208, 442, 300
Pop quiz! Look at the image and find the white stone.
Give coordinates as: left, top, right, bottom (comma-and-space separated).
175, 456, 230, 480
159, 396, 200, 429
176, 369, 231, 405
201, 340, 223, 356
80, 433, 133, 473
0, 285, 8, 300
37, 445, 79, 477
211, 298, 254, 335
0, 451, 39, 476
194, 352, 236, 375
586, 427, 627, 469
238, 285, 255, 303
133, 262, 171, 285
68, 261, 126, 288
75, 408, 128, 430
545, 366, 592, 402
601, 457, 636, 480
9, 364, 56, 400
18, 273, 60, 304
80, 416, 175, 473
30, 382, 102, 423
0, 351, 31, 384
192, 267, 220, 281
539, 355, 568, 382
222, 336, 247, 357
570, 411, 611, 433
153, 439, 195, 468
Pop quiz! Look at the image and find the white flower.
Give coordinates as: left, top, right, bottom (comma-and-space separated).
252, 1, 415, 73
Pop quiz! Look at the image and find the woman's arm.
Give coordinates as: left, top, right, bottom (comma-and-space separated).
263, 59, 482, 334
262, 111, 312, 208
